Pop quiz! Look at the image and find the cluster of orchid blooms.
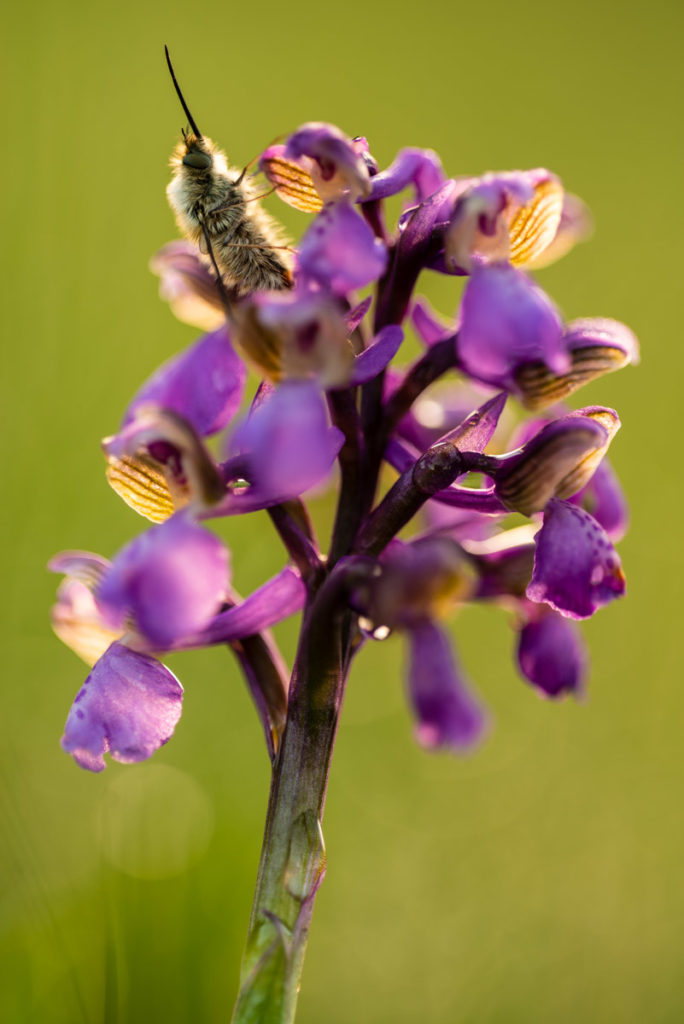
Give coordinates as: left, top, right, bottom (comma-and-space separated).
50, 122, 637, 772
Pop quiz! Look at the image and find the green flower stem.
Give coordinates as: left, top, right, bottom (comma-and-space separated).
231, 568, 360, 1024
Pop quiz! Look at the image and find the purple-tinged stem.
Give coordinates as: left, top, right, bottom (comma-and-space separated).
267, 504, 324, 586
231, 563, 370, 1024
382, 334, 458, 436
328, 388, 365, 565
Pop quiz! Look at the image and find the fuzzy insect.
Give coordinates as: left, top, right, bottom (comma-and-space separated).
165, 48, 293, 298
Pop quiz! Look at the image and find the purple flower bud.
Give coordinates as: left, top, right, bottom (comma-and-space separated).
526, 499, 625, 619
516, 611, 587, 698
354, 538, 476, 631
407, 620, 488, 751
495, 412, 614, 516
61, 642, 183, 772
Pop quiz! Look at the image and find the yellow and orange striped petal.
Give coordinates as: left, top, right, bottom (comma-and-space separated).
508, 178, 564, 267
105, 454, 183, 523
514, 344, 633, 411
262, 155, 324, 213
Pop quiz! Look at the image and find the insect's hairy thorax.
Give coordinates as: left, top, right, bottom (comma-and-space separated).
166, 133, 292, 295
167, 136, 244, 233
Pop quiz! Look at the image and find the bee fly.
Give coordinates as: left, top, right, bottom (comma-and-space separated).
165, 47, 293, 298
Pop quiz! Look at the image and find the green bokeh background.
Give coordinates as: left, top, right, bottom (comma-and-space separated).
2, 1, 682, 1021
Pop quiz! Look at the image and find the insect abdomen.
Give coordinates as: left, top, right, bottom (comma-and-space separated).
212, 206, 292, 295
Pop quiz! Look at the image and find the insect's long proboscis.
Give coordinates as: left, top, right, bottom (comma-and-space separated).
164, 45, 203, 139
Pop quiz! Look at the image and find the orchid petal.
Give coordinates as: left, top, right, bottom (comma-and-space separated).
349, 326, 404, 385
458, 263, 567, 388
407, 620, 488, 751
298, 201, 387, 295
124, 326, 246, 438
517, 612, 587, 698
97, 515, 229, 648
183, 568, 306, 648
61, 642, 183, 772
366, 148, 446, 203
227, 381, 344, 506
526, 499, 625, 619
284, 123, 372, 202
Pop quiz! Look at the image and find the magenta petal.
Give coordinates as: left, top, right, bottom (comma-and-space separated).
124, 326, 246, 437
298, 201, 388, 295
526, 499, 625, 619
407, 620, 488, 751
185, 568, 306, 647
410, 298, 453, 347
458, 263, 567, 386
285, 122, 371, 200
349, 326, 404, 385
97, 515, 229, 648
572, 459, 629, 542
517, 612, 587, 699
366, 147, 446, 203
61, 642, 183, 772
230, 380, 344, 502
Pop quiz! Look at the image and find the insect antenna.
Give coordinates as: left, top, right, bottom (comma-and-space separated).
164, 45, 203, 139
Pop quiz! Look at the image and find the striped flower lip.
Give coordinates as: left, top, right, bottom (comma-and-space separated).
261, 123, 372, 208
444, 169, 564, 273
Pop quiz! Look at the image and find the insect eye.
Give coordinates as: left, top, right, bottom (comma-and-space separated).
183, 150, 212, 170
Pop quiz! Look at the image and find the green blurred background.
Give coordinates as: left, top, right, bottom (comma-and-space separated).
2, 0, 682, 1020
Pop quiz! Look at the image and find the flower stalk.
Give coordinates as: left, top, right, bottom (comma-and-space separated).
232, 568, 360, 1023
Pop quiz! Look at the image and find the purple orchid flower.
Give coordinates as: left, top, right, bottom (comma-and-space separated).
52, 543, 306, 771
444, 169, 563, 273
350, 537, 486, 750
283, 123, 372, 202
526, 498, 625, 619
